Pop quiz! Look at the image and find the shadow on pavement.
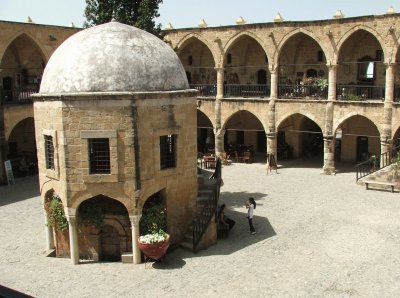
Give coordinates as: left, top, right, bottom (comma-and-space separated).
0, 175, 40, 207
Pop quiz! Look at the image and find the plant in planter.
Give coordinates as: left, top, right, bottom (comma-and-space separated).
44, 194, 69, 257
45, 194, 68, 232
138, 197, 169, 262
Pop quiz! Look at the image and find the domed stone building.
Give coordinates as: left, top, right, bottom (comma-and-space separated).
33, 21, 198, 264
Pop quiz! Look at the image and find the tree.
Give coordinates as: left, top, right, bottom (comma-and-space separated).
84, 0, 163, 37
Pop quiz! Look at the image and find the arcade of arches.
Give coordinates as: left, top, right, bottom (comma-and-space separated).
3, 15, 400, 179
167, 14, 400, 173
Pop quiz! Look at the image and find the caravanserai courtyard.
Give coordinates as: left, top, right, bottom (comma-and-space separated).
1, 160, 399, 297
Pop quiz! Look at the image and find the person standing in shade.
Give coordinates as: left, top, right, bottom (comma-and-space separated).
246, 198, 256, 234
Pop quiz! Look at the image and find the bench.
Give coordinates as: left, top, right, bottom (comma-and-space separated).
364, 180, 396, 193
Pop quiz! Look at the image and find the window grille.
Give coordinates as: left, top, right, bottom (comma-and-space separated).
44, 135, 55, 170
89, 138, 110, 174
160, 134, 176, 169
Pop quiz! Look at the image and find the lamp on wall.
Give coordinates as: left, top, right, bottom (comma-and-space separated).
49, 35, 57, 41
196, 100, 202, 108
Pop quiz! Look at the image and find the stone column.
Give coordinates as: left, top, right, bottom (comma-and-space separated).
267, 65, 278, 161
327, 64, 337, 101
44, 207, 54, 251
214, 68, 225, 157
266, 132, 277, 160
130, 214, 142, 264
322, 135, 335, 175
323, 101, 336, 174
269, 66, 278, 100
66, 214, 79, 265
381, 63, 394, 165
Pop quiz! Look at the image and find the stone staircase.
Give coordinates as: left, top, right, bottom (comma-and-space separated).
180, 166, 220, 252
358, 165, 399, 192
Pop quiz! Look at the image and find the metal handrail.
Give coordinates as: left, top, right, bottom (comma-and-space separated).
355, 145, 400, 181
336, 84, 385, 101
190, 84, 216, 97
278, 84, 327, 99
0, 88, 36, 105
224, 84, 270, 98
192, 158, 222, 252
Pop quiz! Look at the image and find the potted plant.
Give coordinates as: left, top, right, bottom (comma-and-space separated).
44, 193, 70, 257
137, 197, 169, 262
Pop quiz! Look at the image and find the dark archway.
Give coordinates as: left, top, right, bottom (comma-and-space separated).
335, 115, 380, 162
224, 35, 269, 98
197, 110, 214, 153
337, 30, 384, 100
278, 33, 327, 99
224, 110, 265, 161
7, 117, 37, 176
0, 34, 46, 102
277, 114, 323, 164
77, 195, 131, 262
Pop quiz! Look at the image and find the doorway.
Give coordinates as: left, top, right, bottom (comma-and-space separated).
357, 136, 369, 161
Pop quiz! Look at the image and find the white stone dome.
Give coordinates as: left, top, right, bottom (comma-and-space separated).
40, 22, 189, 94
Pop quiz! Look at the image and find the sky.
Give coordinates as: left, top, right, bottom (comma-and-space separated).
0, 0, 398, 29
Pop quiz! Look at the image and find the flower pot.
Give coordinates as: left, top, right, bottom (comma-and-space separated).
137, 235, 170, 261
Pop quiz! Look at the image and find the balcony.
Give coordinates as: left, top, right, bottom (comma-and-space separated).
224, 84, 270, 98
0, 88, 36, 105
278, 84, 328, 100
336, 84, 384, 101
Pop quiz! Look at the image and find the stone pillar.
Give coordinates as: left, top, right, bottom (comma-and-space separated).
266, 132, 277, 160
269, 66, 278, 100
214, 68, 224, 157
327, 64, 337, 101
381, 63, 394, 165
66, 215, 79, 265
385, 63, 395, 103
216, 67, 224, 98
323, 135, 335, 175
323, 101, 336, 174
44, 208, 54, 250
214, 129, 225, 157
130, 214, 142, 264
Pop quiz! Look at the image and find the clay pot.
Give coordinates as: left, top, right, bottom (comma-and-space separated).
137, 235, 170, 261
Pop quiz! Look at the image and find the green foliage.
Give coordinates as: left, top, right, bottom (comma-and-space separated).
316, 78, 328, 89
78, 207, 104, 229
84, 0, 163, 37
45, 194, 68, 232
345, 94, 361, 101
391, 153, 400, 176
140, 199, 167, 235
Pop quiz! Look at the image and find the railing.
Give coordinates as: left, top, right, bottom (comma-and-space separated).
190, 84, 216, 97
224, 84, 270, 98
0, 88, 36, 105
278, 84, 327, 99
355, 145, 400, 181
192, 158, 222, 252
336, 84, 384, 101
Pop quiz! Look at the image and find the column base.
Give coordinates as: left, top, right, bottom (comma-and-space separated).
322, 166, 336, 175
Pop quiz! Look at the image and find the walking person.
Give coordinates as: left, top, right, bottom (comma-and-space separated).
246, 198, 256, 234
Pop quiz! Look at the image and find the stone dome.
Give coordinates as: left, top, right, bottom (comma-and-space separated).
40, 22, 189, 94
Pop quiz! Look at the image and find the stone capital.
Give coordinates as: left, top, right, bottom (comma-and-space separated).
129, 214, 142, 226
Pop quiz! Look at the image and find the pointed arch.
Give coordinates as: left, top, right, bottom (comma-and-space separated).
175, 33, 217, 66
223, 31, 270, 63
276, 112, 322, 132
71, 192, 133, 214
222, 109, 266, 132
333, 112, 381, 136
336, 25, 387, 63
0, 32, 48, 63
275, 28, 329, 65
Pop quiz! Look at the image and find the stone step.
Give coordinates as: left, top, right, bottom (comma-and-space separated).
180, 239, 193, 251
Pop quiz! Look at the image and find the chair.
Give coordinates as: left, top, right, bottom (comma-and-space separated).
221, 152, 232, 165
234, 151, 243, 163
242, 151, 253, 163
